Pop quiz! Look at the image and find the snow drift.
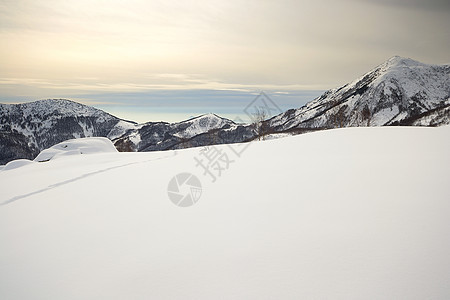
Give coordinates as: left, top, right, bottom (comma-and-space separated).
2, 159, 35, 171
33, 137, 118, 162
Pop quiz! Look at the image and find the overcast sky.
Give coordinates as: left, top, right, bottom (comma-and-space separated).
0, 0, 449, 122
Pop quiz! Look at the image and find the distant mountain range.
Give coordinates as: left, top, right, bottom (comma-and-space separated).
0, 100, 254, 164
1, 56, 449, 164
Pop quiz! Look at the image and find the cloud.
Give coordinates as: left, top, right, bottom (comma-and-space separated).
359, 0, 450, 11
0, 0, 448, 103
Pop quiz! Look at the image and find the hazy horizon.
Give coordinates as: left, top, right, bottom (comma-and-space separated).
0, 89, 326, 123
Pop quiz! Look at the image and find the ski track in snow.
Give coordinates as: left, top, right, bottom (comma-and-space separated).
0, 152, 177, 206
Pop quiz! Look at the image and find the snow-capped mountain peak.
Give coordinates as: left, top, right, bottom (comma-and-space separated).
268, 57, 450, 131
385, 55, 422, 66
172, 113, 235, 139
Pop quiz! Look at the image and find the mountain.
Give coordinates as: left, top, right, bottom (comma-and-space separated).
1, 56, 449, 165
267, 56, 450, 132
114, 113, 254, 152
0, 101, 250, 164
0, 99, 136, 164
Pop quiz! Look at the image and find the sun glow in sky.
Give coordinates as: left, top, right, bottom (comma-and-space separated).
0, 0, 449, 122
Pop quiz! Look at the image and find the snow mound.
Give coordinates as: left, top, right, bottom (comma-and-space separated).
34, 137, 118, 162
2, 159, 35, 171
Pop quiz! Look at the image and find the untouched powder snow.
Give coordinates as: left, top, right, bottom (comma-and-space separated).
0, 126, 450, 299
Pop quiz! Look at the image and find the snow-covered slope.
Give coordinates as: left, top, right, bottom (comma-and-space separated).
268, 56, 450, 131
172, 113, 234, 139
0, 99, 136, 164
1, 126, 449, 299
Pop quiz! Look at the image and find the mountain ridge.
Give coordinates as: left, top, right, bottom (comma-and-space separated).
266, 56, 450, 131
1, 56, 449, 164
0, 99, 243, 164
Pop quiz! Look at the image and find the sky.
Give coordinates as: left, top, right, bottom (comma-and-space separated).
0, 0, 449, 122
